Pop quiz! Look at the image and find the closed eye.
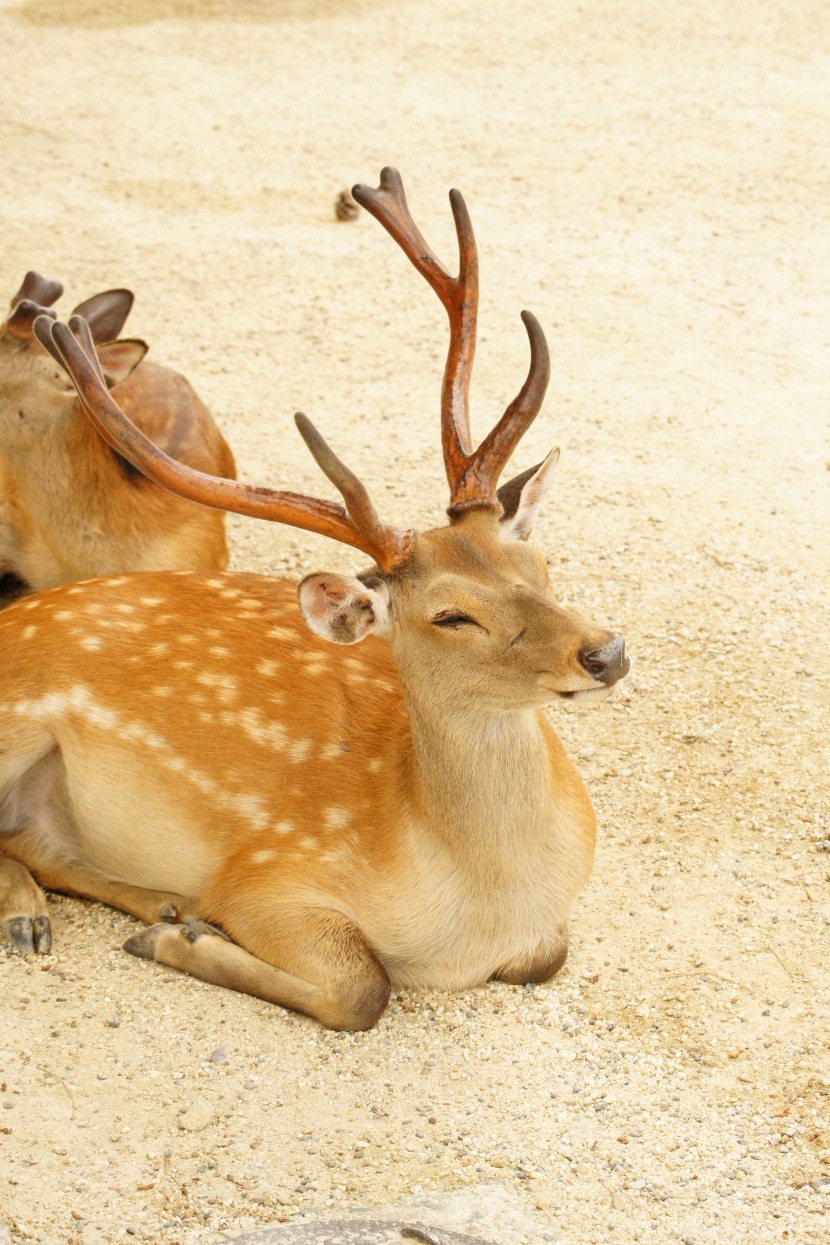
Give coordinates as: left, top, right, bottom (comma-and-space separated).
432, 611, 480, 629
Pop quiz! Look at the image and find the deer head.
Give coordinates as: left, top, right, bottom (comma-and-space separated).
0, 272, 146, 454
38, 169, 628, 708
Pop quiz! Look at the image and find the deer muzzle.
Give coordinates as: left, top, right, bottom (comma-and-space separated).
579, 636, 629, 687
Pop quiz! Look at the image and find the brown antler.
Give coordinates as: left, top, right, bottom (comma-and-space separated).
11, 271, 63, 310
34, 314, 415, 574
4, 271, 64, 341
352, 168, 551, 516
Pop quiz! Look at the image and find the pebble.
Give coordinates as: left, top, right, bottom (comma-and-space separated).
178, 1096, 215, 1132
209, 1047, 228, 1063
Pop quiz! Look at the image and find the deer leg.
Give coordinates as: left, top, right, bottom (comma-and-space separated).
124, 907, 391, 1031
0, 828, 197, 926
0, 855, 51, 953
496, 930, 569, 985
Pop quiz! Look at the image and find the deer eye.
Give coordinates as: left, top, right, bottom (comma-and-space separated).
432, 611, 479, 629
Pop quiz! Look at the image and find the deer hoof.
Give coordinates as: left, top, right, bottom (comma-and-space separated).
3, 913, 52, 954
123, 922, 169, 961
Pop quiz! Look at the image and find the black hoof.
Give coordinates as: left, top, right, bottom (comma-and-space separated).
3, 914, 51, 954
33, 915, 52, 953
124, 923, 167, 961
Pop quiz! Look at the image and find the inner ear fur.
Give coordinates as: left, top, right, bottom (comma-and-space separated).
95, 338, 148, 389
497, 448, 559, 541
298, 573, 391, 645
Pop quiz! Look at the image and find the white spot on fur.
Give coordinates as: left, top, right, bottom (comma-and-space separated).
368, 758, 383, 773
22, 625, 37, 639
179, 635, 198, 644
299, 836, 318, 850
80, 635, 102, 651
151, 642, 171, 656
324, 807, 350, 831
209, 646, 230, 658
288, 738, 312, 763
196, 671, 237, 704
274, 821, 294, 835
54, 611, 74, 621
252, 849, 275, 864
22, 600, 40, 610
267, 627, 294, 642
141, 597, 166, 607
257, 659, 278, 678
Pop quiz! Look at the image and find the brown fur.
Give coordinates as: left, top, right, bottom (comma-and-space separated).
0, 320, 235, 591
0, 507, 626, 1029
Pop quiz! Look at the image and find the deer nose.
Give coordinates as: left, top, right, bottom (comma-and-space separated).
579, 637, 629, 686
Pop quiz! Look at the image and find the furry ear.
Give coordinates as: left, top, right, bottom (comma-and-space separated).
95, 338, 148, 389
497, 448, 559, 541
70, 289, 134, 345
298, 574, 391, 645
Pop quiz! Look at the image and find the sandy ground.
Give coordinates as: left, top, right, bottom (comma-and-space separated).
1, 0, 829, 1242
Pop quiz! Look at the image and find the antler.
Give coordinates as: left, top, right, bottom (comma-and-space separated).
352, 168, 551, 516
33, 314, 415, 575
4, 270, 64, 340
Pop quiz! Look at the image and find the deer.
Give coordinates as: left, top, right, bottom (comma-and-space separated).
0, 169, 629, 1030
0, 270, 235, 596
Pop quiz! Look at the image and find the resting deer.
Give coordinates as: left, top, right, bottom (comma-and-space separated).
0, 170, 628, 1030
0, 271, 235, 594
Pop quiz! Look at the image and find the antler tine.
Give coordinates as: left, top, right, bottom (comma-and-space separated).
457, 310, 551, 503
11, 271, 63, 310
48, 319, 414, 573
352, 167, 479, 474
33, 314, 122, 457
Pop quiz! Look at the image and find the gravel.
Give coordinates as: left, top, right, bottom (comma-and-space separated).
1, 0, 829, 1243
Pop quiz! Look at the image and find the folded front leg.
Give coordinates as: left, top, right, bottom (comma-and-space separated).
124, 906, 391, 1031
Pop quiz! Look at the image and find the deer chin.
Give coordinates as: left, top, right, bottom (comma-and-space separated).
559, 685, 613, 706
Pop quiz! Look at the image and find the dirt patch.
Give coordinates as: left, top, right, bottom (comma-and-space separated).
0, 0, 829, 1243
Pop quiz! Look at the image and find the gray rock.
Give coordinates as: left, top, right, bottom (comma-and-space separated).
226, 1223, 489, 1245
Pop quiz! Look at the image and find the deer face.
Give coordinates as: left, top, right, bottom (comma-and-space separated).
299, 510, 628, 712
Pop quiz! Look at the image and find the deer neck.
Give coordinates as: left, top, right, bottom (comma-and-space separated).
396, 668, 552, 859
11, 401, 120, 527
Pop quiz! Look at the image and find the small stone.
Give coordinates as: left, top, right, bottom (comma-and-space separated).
105, 1015, 120, 1028
178, 1095, 215, 1132
208, 1048, 227, 1064
335, 189, 360, 221
727, 1048, 741, 1059
2, 1101, 13, 1109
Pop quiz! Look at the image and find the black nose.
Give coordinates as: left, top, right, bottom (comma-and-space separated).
579, 637, 629, 686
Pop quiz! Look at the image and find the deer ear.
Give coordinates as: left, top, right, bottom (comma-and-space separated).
298, 574, 391, 645
497, 448, 559, 541
70, 289, 134, 344
94, 338, 148, 389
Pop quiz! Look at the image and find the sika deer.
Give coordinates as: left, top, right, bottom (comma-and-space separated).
0, 271, 235, 593
0, 170, 628, 1029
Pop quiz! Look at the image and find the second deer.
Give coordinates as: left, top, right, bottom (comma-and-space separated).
0, 170, 628, 1029
0, 272, 235, 593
